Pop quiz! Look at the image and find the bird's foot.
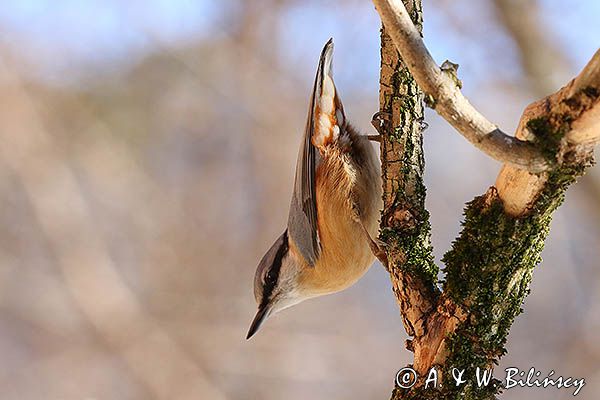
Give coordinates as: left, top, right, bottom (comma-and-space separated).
359, 221, 389, 270
371, 111, 393, 137
369, 237, 389, 271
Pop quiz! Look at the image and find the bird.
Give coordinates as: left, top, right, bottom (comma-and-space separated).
247, 38, 383, 339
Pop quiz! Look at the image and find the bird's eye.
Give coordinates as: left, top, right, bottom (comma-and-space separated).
264, 270, 276, 286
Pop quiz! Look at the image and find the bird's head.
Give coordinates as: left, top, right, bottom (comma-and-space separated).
246, 230, 309, 339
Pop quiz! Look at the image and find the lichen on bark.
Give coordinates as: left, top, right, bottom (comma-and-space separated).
378, 1, 598, 400
436, 147, 594, 400
378, 0, 439, 343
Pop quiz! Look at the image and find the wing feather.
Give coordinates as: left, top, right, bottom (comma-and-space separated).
287, 38, 334, 266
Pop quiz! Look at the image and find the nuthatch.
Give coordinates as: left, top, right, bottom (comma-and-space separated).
247, 39, 383, 339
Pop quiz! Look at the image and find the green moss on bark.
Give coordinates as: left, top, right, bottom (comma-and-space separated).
382, 1, 596, 400
379, 1, 438, 288
526, 117, 565, 162
434, 161, 590, 399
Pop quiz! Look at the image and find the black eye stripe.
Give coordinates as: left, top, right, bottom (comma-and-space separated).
260, 230, 289, 307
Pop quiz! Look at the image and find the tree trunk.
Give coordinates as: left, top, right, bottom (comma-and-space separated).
377, 1, 597, 399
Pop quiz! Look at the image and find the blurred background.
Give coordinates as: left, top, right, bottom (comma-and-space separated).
0, 0, 598, 399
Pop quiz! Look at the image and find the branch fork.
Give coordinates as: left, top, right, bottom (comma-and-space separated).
372, 0, 600, 397
373, 0, 600, 175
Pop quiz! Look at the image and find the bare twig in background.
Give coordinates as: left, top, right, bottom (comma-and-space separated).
492, 0, 570, 97
372, 0, 550, 172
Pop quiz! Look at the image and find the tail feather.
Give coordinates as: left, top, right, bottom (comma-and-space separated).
311, 39, 346, 149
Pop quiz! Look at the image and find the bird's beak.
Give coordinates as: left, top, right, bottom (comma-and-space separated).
246, 305, 272, 340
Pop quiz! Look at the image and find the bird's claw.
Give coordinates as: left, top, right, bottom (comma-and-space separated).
371, 111, 393, 137
369, 236, 389, 271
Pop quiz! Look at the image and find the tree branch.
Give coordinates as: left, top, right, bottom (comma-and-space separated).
372, 0, 551, 172
374, 1, 600, 399
493, 0, 600, 226
497, 49, 600, 215
377, 0, 442, 378
440, 57, 600, 391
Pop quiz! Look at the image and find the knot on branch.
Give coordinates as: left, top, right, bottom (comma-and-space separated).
440, 60, 462, 89
386, 208, 417, 231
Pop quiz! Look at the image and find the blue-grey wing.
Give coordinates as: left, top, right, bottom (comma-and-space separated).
287, 39, 335, 266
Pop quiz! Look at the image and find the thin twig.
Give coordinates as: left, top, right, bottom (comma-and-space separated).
492, 0, 571, 97
372, 0, 551, 172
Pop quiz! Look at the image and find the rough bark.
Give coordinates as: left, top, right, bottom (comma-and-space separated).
377, 1, 600, 400
377, 0, 445, 379
373, 0, 550, 172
